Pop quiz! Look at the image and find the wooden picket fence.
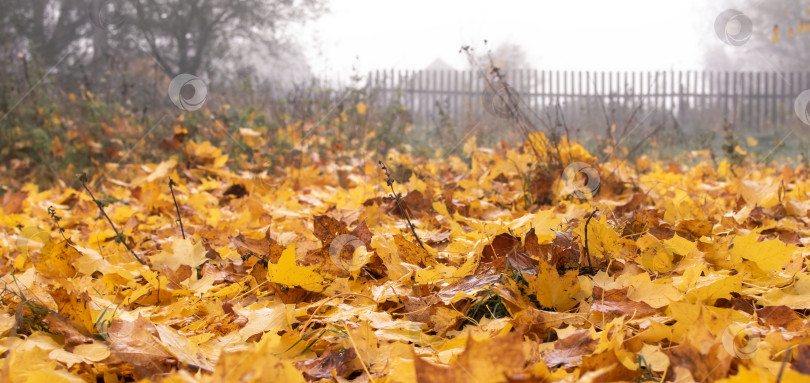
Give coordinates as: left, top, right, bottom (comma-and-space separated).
366, 69, 810, 132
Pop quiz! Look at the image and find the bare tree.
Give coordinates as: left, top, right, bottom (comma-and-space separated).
0, 0, 90, 66
129, 0, 326, 77
0, 0, 326, 79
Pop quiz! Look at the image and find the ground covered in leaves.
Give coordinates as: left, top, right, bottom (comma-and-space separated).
1, 131, 810, 382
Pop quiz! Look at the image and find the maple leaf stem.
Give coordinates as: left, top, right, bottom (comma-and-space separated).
379, 161, 426, 250
168, 177, 186, 239
78, 175, 145, 265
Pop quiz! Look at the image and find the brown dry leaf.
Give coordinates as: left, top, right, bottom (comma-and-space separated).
402, 295, 441, 323
756, 305, 804, 331
437, 273, 500, 303
543, 329, 598, 368
230, 231, 285, 263
294, 347, 357, 380
523, 228, 543, 260
42, 312, 93, 344
590, 286, 659, 320
163, 264, 192, 287
512, 307, 577, 337
351, 221, 373, 246
423, 229, 451, 245
551, 231, 580, 269
400, 190, 431, 215
792, 344, 810, 376
1, 190, 27, 214
313, 214, 351, 243
664, 342, 732, 383
107, 315, 172, 378
482, 233, 521, 262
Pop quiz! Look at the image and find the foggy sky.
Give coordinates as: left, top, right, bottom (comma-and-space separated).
305, 0, 711, 76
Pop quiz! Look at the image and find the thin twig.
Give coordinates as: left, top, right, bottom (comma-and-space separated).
168, 177, 185, 239
379, 161, 426, 250
619, 72, 660, 140
775, 346, 792, 383
460, 45, 548, 159
340, 321, 377, 383
77, 173, 144, 264
47, 206, 70, 243
584, 209, 599, 269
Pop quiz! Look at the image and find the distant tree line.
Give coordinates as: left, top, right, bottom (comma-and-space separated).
0, 0, 325, 84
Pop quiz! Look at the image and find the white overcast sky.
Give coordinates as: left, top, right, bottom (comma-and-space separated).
304, 0, 712, 77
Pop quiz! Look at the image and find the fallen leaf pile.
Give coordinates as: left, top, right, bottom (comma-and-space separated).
1, 132, 810, 382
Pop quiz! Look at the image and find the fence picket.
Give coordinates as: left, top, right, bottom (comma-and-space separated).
364, 68, 803, 132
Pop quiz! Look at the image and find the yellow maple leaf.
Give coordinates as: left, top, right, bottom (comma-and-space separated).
527, 260, 581, 311
737, 179, 780, 208
685, 273, 742, 305
267, 244, 326, 292
575, 215, 620, 262
235, 302, 288, 341
144, 159, 177, 183
730, 232, 794, 272
36, 240, 79, 279
150, 238, 207, 272
759, 272, 810, 309
634, 231, 672, 270
663, 235, 696, 256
